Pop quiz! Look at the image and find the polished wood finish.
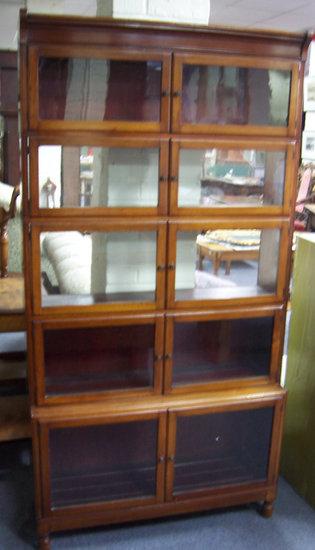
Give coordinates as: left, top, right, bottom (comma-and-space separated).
20, 11, 306, 549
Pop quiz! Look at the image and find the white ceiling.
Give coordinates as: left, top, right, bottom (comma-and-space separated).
0, 0, 314, 50
210, 0, 315, 32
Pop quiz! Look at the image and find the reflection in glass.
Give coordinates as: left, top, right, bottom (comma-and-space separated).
50, 420, 158, 507
40, 230, 157, 307
44, 324, 155, 396
182, 65, 291, 127
175, 228, 280, 301
38, 146, 159, 208
174, 407, 274, 494
39, 57, 162, 122
178, 148, 286, 207
173, 317, 273, 386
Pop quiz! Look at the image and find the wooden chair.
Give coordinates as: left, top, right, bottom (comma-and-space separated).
294, 165, 315, 231
0, 184, 20, 278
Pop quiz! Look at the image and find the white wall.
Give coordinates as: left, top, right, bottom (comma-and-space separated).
113, 0, 210, 24
0, 1, 24, 50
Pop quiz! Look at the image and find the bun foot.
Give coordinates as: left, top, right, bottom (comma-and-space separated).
39, 535, 50, 550
261, 500, 274, 518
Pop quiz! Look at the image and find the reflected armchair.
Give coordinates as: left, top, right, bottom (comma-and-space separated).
0, 182, 21, 278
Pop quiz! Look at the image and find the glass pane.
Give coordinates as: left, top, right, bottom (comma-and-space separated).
182, 65, 291, 127
173, 317, 273, 386
49, 419, 158, 507
174, 407, 274, 494
39, 57, 162, 122
44, 324, 155, 396
175, 228, 280, 301
38, 146, 159, 209
40, 230, 157, 307
178, 148, 286, 208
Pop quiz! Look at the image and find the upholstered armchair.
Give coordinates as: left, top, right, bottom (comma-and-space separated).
0, 182, 21, 278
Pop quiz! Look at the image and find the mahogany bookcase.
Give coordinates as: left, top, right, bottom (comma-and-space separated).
19, 10, 308, 549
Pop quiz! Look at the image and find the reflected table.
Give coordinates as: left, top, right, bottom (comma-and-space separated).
197, 240, 260, 275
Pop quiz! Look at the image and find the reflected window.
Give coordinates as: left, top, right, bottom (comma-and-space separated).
39, 57, 162, 122
38, 145, 159, 209
40, 230, 157, 307
175, 228, 280, 301
178, 148, 286, 208
182, 65, 291, 127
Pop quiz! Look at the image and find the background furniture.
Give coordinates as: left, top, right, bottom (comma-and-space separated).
281, 234, 315, 508
304, 203, 315, 229
0, 182, 28, 441
0, 52, 28, 445
0, 52, 20, 190
0, 182, 21, 278
20, 11, 306, 549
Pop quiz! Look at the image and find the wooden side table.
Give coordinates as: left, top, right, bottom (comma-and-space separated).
0, 273, 28, 441
197, 242, 260, 275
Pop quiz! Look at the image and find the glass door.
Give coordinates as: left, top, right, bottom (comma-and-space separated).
167, 219, 289, 309
165, 398, 284, 501
29, 45, 171, 132
33, 314, 164, 404
172, 53, 298, 136
164, 308, 283, 393
39, 412, 167, 515
31, 220, 167, 314
30, 136, 169, 217
170, 139, 294, 216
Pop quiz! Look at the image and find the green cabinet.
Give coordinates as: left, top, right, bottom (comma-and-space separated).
282, 234, 315, 507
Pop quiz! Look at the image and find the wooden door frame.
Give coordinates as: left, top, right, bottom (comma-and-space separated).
164, 305, 285, 394
165, 392, 286, 502
171, 52, 299, 137
28, 44, 171, 133
166, 218, 290, 310
37, 410, 167, 517
32, 313, 165, 406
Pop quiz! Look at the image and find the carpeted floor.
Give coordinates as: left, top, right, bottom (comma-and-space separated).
0, 440, 315, 550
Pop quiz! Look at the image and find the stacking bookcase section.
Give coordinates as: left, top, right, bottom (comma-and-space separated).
32, 314, 164, 405
167, 219, 290, 308
31, 387, 286, 526
170, 138, 296, 217
164, 307, 285, 393
28, 45, 171, 132
38, 411, 167, 514
29, 135, 169, 217
30, 219, 167, 314
165, 392, 285, 502
171, 53, 299, 137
